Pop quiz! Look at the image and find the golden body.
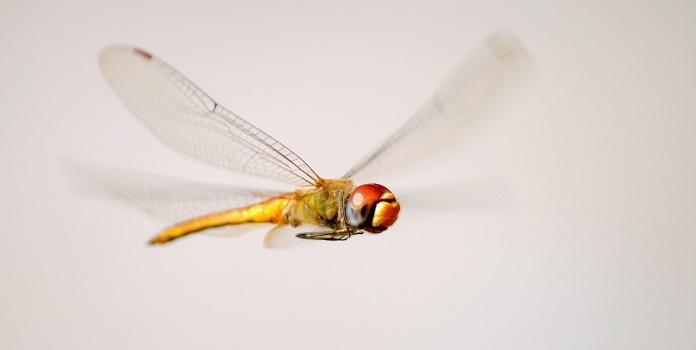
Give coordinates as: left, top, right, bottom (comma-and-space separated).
149, 179, 353, 244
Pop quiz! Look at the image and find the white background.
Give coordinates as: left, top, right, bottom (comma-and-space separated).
2, 0, 695, 349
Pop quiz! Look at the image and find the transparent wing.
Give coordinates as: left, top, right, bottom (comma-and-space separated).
67, 161, 285, 224
99, 46, 320, 187
200, 223, 271, 238
263, 224, 301, 248
343, 31, 533, 184
263, 224, 320, 249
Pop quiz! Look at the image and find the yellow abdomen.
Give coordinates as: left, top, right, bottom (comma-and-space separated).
149, 195, 293, 244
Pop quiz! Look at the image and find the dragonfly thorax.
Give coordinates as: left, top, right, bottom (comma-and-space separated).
345, 184, 400, 233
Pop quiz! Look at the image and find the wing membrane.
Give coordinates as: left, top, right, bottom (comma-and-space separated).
68, 161, 284, 223
343, 32, 533, 183
99, 46, 320, 187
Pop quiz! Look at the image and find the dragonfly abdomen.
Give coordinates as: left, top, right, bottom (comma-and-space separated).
149, 195, 293, 244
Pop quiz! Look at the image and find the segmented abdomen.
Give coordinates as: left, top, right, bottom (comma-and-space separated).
149, 195, 293, 244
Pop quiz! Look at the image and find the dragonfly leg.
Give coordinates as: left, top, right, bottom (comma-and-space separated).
336, 190, 347, 230
296, 229, 363, 241
294, 190, 364, 241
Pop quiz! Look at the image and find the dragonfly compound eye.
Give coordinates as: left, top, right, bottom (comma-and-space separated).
346, 184, 400, 233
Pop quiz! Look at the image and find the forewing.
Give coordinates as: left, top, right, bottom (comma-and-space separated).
99, 46, 320, 187
343, 31, 533, 184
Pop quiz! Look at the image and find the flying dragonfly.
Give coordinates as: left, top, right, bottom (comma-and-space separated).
96, 32, 531, 247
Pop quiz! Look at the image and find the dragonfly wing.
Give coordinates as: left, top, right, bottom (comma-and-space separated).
263, 224, 298, 248
99, 46, 320, 187
263, 224, 324, 249
200, 223, 271, 238
343, 31, 533, 184
67, 160, 285, 223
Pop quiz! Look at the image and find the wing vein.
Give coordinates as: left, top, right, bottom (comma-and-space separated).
100, 46, 321, 187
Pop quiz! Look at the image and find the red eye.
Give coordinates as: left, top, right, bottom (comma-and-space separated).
346, 184, 400, 233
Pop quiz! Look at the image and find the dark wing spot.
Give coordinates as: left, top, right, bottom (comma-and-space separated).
133, 48, 153, 60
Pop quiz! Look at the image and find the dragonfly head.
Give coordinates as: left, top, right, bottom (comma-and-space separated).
346, 184, 400, 233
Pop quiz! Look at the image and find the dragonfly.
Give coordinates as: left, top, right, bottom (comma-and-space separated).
96, 32, 530, 247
